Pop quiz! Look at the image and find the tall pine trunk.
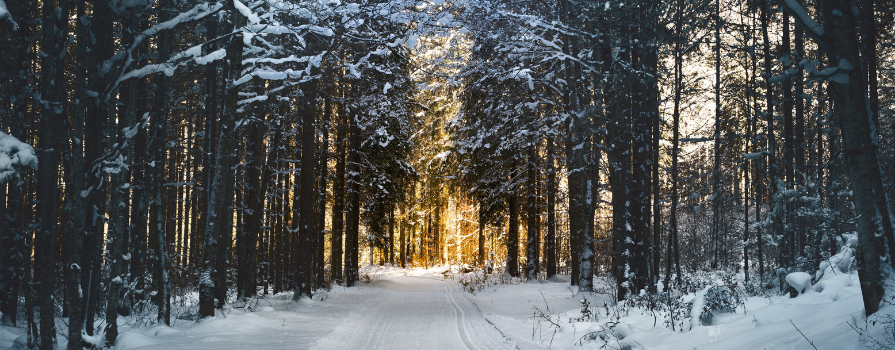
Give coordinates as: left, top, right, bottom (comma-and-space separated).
344, 115, 361, 286
525, 146, 539, 280
295, 78, 318, 299
37, 0, 69, 347
200, 0, 241, 318
546, 137, 557, 277
507, 157, 520, 278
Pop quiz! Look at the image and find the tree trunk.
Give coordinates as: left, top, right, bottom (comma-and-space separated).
62, 0, 88, 345
129, 37, 149, 318
507, 158, 520, 278
782, 10, 795, 267
37, 0, 69, 347
316, 93, 330, 288
295, 78, 318, 299
331, 97, 347, 283
712, 0, 723, 270
545, 136, 558, 278
344, 115, 361, 287
389, 210, 395, 265
200, 0, 242, 318
239, 96, 265, 301
525, 146, 539, 280
148, 0, 174, 325
631, 2, 655, 295
0, 0, 34, 329
668, 11, 683, 284
794, 26, 806, 257
760, 0, 779, 273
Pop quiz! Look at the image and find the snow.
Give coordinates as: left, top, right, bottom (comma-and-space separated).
0, 0, 17, 30
1, 266, 889, 350
690, 284, 713, 327
829, 71, 850, 84
195, 48, 226, 65
0, 131, 38, 183
783, 0, 824, 37
234, 0, 261, 25
786, 272, 812, 294
838, 58, 854, 71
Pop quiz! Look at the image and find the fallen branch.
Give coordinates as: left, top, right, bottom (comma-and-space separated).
791, 319, 818, 350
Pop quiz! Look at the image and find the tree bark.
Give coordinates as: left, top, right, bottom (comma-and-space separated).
344, 115, 361, 287
507, 158, 520, 278
331, 96, 347, 283
295, 78, 319, 299
316, 92, 330, 288
0, 0, 34, 329
525, 146, 539, 280
37, 0, 69, 347
148, 0, 174, 325
546, 137, 557, 278
200, 0, 241, 318
239, 91, 266, 301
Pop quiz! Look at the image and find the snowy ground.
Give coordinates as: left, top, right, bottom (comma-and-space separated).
2, 265, 893, 349
468, 272, 873, 350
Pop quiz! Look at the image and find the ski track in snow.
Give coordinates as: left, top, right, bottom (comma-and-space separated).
106, 273, 514, 350
312, 276, 515, 350
444, 283, 476, 350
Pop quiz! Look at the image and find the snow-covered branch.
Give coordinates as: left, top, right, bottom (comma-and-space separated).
0, 132, 38, 183
0, 0, 17, 30
779, 0, 825, 43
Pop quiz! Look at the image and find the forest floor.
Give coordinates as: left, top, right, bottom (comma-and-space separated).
1, 266, 893, 349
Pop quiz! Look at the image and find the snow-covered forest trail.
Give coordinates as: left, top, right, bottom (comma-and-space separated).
112, 273, 514, 350
313, 276, 514, 349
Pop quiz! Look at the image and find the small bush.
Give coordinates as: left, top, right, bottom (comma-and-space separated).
699, 285, 744, 325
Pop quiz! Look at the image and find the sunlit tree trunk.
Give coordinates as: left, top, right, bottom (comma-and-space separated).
331, 98, 347, 283
507, 159, 520, 278
546, 137, 557, 277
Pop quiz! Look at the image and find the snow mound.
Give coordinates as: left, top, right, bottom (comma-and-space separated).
8, 335, 28, 350
116, 332, 158, 349
153, 326, 179, 337
786, 272, 812, 294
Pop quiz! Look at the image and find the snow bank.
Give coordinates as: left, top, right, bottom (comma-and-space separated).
468, 267, 868, 350
0, 131, 37, 183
